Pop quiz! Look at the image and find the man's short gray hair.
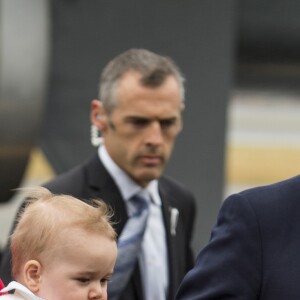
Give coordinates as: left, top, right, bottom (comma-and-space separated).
99, 48, 185, 114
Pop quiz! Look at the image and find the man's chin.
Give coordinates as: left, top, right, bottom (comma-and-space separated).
134, 169, 163, 186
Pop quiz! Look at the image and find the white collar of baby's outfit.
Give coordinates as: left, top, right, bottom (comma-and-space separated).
1, 281, 44, 300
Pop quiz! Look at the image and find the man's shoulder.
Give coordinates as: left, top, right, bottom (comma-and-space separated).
159, 174, 191, 191
44, 160, 86, 187
239, 174, 300, 199
159, 175, 196, 205
224, 174, 300, 215
43, 153, 103, 197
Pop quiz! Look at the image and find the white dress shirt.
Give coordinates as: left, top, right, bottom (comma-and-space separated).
99, 146, 169, 300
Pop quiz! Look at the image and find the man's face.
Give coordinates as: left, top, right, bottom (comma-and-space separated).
102, 71, 183, 187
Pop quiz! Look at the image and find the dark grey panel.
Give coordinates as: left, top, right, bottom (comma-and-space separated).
238, 0, 300, 62
236, 0, 300, 92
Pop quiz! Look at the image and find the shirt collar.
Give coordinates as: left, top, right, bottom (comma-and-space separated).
98, 145, 161, 206
1, 281, 44, 300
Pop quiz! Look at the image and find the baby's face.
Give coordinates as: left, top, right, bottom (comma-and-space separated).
37, 229, 117, 300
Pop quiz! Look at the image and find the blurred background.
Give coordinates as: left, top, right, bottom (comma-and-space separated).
2, 0, 300, 255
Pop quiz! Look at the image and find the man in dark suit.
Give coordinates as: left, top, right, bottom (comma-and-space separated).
175, 175, 300, 300
0, 48, 196, 300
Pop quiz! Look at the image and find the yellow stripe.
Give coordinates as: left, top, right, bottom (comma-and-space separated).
24, 147, 55, 182
25, 145, 300, 188
226, 145, 300, 185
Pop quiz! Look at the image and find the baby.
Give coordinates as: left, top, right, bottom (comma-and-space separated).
0, 187, 117, 300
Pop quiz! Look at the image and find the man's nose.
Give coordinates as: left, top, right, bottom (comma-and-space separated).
145, 121, 164, 145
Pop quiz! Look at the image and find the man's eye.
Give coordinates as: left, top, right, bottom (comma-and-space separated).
160, 119, 176, 128
130, 118, 149, 127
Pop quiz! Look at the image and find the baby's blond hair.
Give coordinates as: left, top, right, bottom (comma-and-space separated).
10, 187, 116, 279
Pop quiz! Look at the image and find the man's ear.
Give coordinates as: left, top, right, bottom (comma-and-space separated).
23, 260, 42, 293
178, 117, 183, 134
90, 99, 109, 132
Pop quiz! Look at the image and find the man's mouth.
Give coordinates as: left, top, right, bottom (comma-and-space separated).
139, 155, 163, 165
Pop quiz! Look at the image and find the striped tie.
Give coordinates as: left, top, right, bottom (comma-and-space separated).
108, 194, 150, 300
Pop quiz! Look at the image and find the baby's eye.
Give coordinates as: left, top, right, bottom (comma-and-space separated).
101, 276, 112, 285
76, 277, 90, 283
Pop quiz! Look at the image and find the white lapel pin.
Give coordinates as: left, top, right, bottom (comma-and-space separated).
170, 207, 179, 236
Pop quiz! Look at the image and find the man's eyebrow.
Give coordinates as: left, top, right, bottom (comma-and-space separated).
124, 116, 178, 121
125, 116, 149, 120
123, 116, 151, 123
160, 116, 178, 121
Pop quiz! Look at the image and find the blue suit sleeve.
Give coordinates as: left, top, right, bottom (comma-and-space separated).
175, 193, 262, 299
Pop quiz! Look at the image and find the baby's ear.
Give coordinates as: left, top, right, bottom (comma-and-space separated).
23, 260, 42, 293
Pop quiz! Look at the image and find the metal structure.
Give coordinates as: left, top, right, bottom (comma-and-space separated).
0, 0, 50, 202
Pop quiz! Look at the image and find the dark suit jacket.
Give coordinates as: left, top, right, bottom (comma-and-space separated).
0, 153, 196, 300
176, 174, 300, 300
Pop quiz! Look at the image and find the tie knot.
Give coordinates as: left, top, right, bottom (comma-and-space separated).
129, 194, 149, 216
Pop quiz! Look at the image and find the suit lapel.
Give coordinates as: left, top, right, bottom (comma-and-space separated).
84, 154, 144, 300
84, 154, 128, 235
159, 181, 179, 300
